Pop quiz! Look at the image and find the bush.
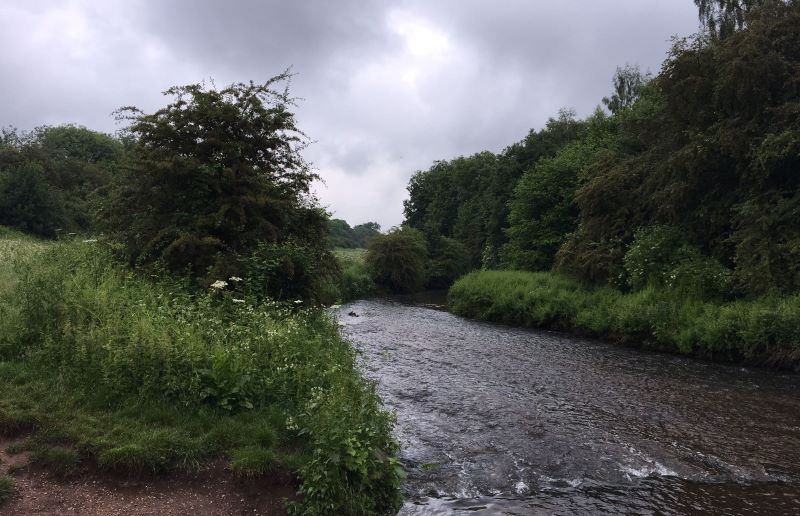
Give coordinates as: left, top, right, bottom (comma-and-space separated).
623, 225, 733, 300
622, 225, 685, 290
236, 238, 340, 304
426, 236, 470, 289
332, 248, 376, 302
0, 475, 14, 505
366, 226, 428, 293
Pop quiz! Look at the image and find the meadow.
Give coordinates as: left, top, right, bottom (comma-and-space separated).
0, 229, 403, 514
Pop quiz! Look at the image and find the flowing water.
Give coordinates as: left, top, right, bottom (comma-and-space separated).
337, 296, 800, 515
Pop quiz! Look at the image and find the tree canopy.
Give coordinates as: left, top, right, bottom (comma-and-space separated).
404, 1, 800, 298
103, 75, 334, 294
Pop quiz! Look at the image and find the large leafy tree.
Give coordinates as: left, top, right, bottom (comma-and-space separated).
0, 125, 121, 236
694, 0, 796, 38
105, 75, 329, 286
403, 112, 585, 267
504, 111, 620, 271
558, 1, 800, 294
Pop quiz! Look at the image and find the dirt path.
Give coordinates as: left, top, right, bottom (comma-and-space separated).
0, 439, 294, 515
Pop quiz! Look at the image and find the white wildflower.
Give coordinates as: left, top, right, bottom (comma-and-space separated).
293, 299, 303, 304
229, 276, 243, 282
210, 280, 228, 289
83, 239, 98, 243
231, 298, 245, 304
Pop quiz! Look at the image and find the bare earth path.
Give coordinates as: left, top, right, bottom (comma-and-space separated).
0, 439, 293, 515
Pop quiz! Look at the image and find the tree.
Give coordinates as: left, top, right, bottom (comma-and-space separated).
0, 161, 63, 236
504, 111, 618, 271
352, 222, 381, 247
693, 0, 782, 38
104, 75, 331, 292
0, 125, 120, 236
328, 218, 355, 248
602, 65, 649, 114
366, 226, 428, 293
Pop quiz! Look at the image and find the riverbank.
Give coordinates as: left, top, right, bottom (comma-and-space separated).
449, 270, 800, 369
0, 230, 403, 514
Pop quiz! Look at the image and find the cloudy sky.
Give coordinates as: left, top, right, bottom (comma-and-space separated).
1, 0, 700, 229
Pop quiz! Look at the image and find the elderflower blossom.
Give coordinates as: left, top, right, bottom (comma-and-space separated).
229, 276, 243, 282
231, 298, 245, 304
210, 280, 228, 290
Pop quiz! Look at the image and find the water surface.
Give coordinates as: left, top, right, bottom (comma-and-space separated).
338, 297, 800, 515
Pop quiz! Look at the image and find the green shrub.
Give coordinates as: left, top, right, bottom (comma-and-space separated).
0, 475, 14, 505
30, 446, 80, 477
622, 225, 685, 290
366, 226, 428, 293
623, 225, 733, 300
426, 236, 470, 289
236, 238, 340, 304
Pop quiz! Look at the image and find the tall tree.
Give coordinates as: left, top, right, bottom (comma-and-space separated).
104, 75, 328, 286
694, 0, 775, 37
602, 65, 649, 114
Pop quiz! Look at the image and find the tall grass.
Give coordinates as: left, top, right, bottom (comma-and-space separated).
332, 247, 377, 302
449, 270, 800, 368
0, 234, 402, 514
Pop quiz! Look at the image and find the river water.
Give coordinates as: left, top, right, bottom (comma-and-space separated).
337, 296, 800, 515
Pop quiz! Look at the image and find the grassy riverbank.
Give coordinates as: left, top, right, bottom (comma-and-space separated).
0, 230, 402, 514
449, 271, 800, 369
332, 248, 376, 302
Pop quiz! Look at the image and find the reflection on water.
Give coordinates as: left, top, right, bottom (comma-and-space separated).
338, 298, 800, 515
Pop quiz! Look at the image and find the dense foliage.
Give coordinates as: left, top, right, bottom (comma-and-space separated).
403, 112, 585, 267
405, 1, 800, 301
0, 126, 121, 236
327, 219, 381, 248
559, 1, 800, 295
366, 226, 428, 293
0, 235, 403, 514
103, 76, 337, 300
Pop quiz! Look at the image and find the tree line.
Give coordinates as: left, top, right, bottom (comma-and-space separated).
403, 0, 800, 299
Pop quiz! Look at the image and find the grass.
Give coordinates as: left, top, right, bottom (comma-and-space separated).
0, 230, 403, 514
332, 247, 377, 302
449, 270, 800, 368
0, 475, 14, 505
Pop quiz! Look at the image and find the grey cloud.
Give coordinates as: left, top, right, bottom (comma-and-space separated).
0, 0, 701, 229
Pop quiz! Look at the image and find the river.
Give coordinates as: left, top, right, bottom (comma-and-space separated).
337, 296, 800, 515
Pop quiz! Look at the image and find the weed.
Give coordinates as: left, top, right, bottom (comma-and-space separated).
0, 475, 14, 505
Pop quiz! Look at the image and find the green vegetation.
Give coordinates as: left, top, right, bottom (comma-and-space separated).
328, 219, 381, 249
103, 77, 338, 300
366, 226, 428, 293
0, 74, 403, 513
0, 125, 121, 237
450, 271, 800, 368
406, 1, 800, 368
0, 234, 403, 514
332, 248, 376, 302
0, 475, 14, 505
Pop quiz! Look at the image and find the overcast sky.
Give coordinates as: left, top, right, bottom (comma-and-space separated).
1, 0, 700, 229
